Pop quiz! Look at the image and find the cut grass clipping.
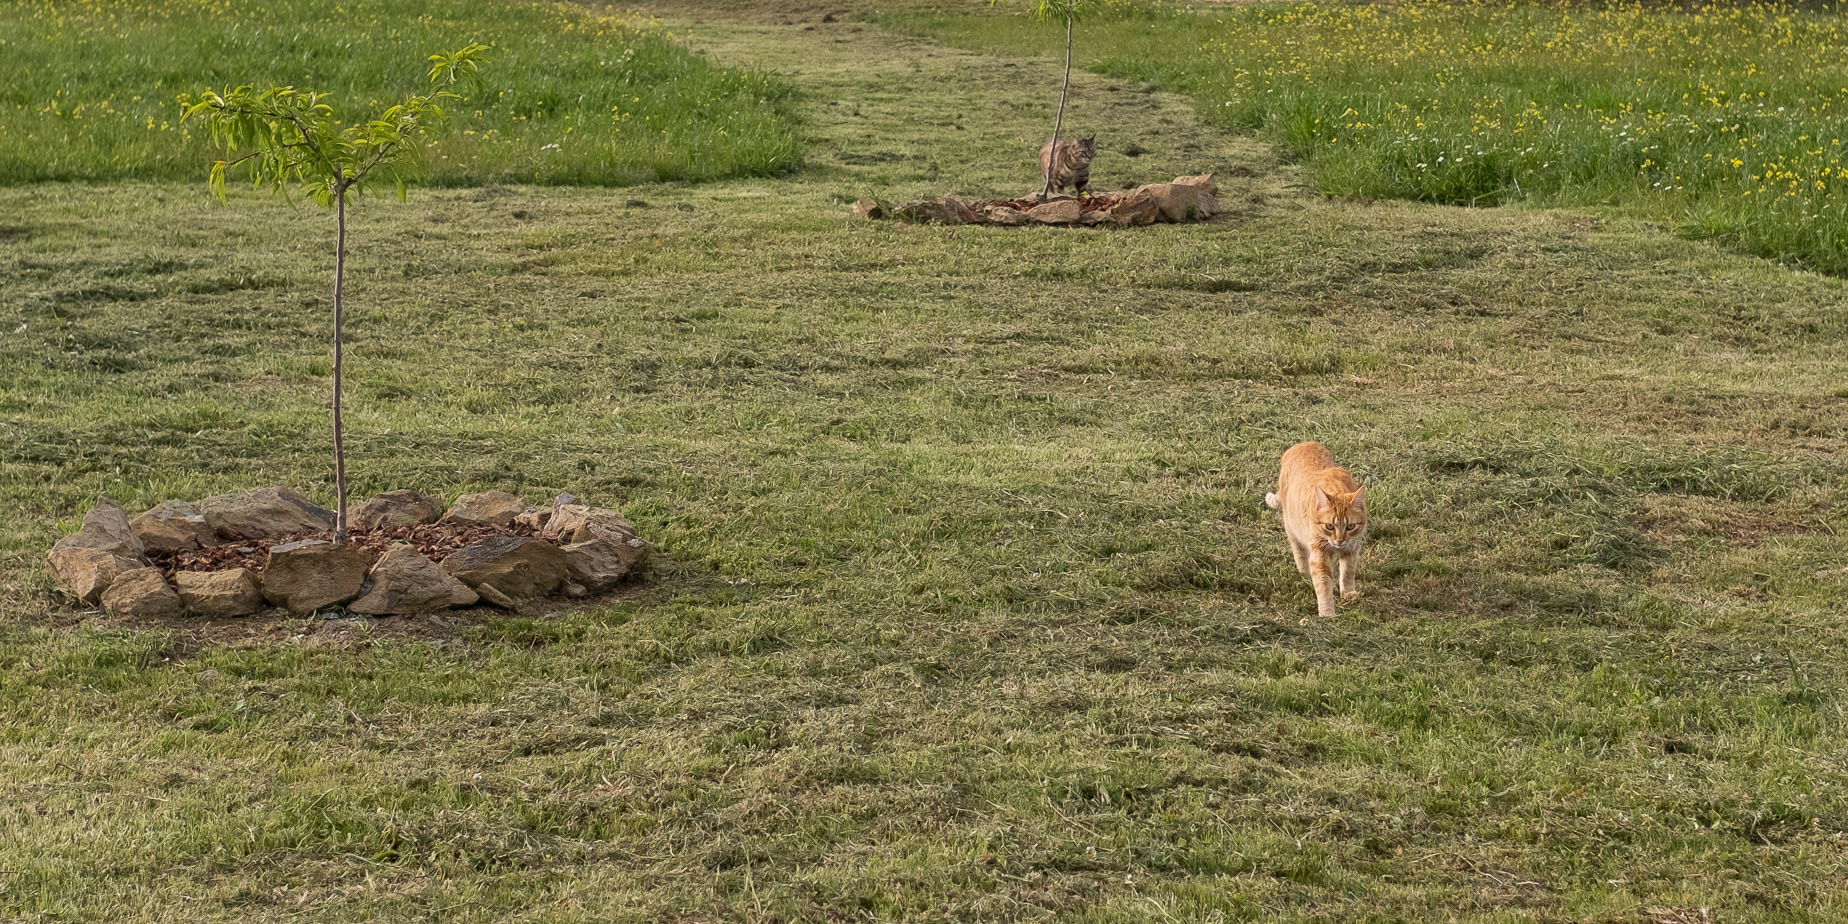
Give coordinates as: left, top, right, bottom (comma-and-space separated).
888, 0, 1848, 274
0, 0, 800, 186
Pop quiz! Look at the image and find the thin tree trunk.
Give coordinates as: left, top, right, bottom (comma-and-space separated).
1042, 11, 1074, 200
331, 178, 350, 545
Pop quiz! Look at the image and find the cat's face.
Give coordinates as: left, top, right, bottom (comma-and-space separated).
1078, 135, 1097, 158
1315, 486, 1367, 548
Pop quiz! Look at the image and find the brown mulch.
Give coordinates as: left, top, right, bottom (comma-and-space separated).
982, 193, 1121, 212
148, 520, 538, 578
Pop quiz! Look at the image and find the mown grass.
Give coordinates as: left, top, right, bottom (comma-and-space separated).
3, 6, 1848, 922
886, 0, 1848, 273
0, 0, 800, 185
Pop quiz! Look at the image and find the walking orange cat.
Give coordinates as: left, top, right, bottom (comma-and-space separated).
1265, 441, 1368, 619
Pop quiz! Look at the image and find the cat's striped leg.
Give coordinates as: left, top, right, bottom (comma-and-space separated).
1339, 543, 1360, 598
1308, 549, 1337, 619
1288, 535, 1310, 573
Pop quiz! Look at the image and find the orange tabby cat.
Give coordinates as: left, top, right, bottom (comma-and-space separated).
1265, 441, 1368, 619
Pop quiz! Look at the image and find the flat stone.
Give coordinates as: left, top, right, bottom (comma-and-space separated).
1027, 198, 1083, 224
48, 547, 145, 606
52, 496, 144, 559
47, 497, 149, 604
1080, 209, 1109, 225
1138, 181, 1219, 222
1172, 173, 1219, 197
543, 504, 648, 592
129, 500, 215, 554
894, 196, 979, 225
262, 539, 371, 613
198, 487, 336, 540
850, 196, 885, 219
442, 491, 532, 528
349, 544, 478, 615
174, 568, 265, 617
441, 536, 567, 602
1106, 189, 1160, 226
347, 490, 444, 531
986, 205, 1030, 226
100, 567, 182, 618
473, 582, 518, 610
559, 539, 641, 592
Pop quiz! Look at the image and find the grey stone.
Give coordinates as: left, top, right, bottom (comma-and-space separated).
440, 536, 567, 601
349, 544, 479, 615
198, 487, 335, 540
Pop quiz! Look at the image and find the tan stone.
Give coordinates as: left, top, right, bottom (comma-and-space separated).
262, 539, 370, 613
349, 545, 478, 615
894, 196, 979, 225
986, 205, 1031, 226
174, 568, 265, 617
130, 500, 216, 553
48, 547, 144, 605
1172, 173, 1219, 197
52, 497, 144, 559
850, 197, 885, 219
1139, 182, 1219, 222
347, 490, 444, 530
47, 497, 148, 604
1106, 189, 1160, 226
1027, 198, 1083, 224
442, 491, 532, 528
100, 567, 182, 618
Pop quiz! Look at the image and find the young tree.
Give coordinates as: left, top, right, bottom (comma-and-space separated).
184, 44, 488, 544
1003, 0, 1096, 199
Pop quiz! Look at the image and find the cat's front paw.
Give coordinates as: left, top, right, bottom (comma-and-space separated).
1341, 587, 1360, 600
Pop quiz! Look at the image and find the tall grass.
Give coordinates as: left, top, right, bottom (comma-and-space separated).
0, 0, 801, 186
892, 0, 1848, 273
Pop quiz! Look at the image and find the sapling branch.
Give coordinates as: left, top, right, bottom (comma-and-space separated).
184, 43, 488, 546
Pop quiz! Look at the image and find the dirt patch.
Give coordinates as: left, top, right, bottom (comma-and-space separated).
147, 520, 538, 578
1631, 495, 1813, 548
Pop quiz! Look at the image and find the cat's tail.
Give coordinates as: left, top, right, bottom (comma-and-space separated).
1263, 492, 1280, 510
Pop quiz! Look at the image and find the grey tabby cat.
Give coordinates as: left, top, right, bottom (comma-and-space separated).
1039, 133, 1097, 196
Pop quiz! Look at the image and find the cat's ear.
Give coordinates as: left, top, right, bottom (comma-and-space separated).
1313, 486, 1330, 507
1351, 484, 1367, 505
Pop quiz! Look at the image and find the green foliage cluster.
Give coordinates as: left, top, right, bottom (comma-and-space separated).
0, 0, 799, 186
184, 44, 488, 204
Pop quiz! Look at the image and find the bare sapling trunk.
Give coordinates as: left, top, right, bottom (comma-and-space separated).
331, 175, 350, 545
1041, 11, 1074, 200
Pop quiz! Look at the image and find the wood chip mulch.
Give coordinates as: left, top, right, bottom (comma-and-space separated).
983, 193, 1121, 211
149, 520, 538, 578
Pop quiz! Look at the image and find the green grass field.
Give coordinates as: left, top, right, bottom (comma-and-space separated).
888, 0, 1848, 273
0, 0, 799, 185
3, 2, 1848, 921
